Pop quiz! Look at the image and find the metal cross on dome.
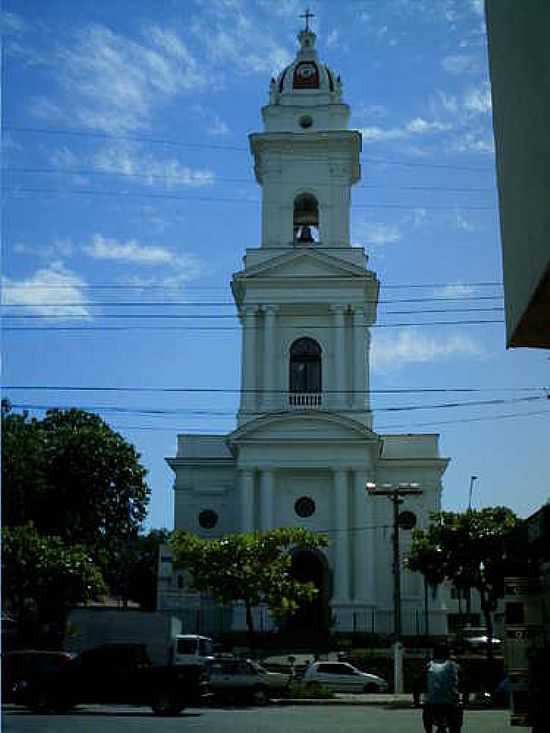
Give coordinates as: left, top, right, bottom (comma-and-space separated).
300, 8, 315, 31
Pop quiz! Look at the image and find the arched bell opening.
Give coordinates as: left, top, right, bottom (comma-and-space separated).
293, 193, 320, 244
289, 337, 322, 399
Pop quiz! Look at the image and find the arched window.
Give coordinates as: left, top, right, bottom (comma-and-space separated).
293, 194, 319, 244
289, 337, 322, 393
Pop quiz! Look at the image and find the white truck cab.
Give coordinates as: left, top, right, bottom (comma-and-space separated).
172, 635, 214, 667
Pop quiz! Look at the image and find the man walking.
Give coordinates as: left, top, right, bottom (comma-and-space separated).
422, 644, 463, 733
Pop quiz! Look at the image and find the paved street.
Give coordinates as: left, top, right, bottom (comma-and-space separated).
2, 705, 529, 733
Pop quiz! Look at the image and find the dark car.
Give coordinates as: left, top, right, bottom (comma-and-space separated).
19, 643, 209, 715
2, 650, 74, 705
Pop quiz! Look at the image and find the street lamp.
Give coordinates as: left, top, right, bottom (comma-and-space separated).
366, 482, 422, 693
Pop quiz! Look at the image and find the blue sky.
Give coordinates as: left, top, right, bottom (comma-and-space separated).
2, 0, 549, 531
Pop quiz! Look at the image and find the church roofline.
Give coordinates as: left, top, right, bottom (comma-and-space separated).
226, 410, 382, 450
231, 246, 378, 298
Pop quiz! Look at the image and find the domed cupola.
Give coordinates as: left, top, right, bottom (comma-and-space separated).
262, 16, 350, 133
272, 28, 342, 104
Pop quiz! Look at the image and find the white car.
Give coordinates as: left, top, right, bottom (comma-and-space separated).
464, 634, 502, 650
303, 661, 388, 693
209, 658, 290, 704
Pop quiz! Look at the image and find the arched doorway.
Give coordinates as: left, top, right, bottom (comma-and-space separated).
287, 549, 330, 632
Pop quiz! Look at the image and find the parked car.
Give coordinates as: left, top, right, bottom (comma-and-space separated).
463, 634, 502, 651
15, 643, 209, 715
2, 650, 75, 705
302, 661, 388, 693
209, 657, 290, 705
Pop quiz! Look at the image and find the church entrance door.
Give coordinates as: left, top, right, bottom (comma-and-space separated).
288, 549, 329, 632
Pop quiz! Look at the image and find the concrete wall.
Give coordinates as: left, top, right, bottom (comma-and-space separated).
485, 0, 550, 348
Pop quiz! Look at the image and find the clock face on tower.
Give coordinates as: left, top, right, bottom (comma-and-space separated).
293, 61, 320, 89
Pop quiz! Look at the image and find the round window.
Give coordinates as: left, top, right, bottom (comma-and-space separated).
299, 115, 313, 129
198, 509, 219, 529
295, 496, 316, 518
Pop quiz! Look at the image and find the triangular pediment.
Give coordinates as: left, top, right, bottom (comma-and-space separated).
234, 248, 372, 282
228, 411, 380, 446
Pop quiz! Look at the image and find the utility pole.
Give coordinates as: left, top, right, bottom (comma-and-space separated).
467, 475, 478, 511
366, 482, 422, 693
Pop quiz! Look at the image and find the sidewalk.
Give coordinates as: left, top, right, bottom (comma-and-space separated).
274, 693, 414, 706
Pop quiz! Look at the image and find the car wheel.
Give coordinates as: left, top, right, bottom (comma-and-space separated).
364, 683, 379, 694
29, 690, 55, 713
151, 690, 184, 716
251, 685, 269, 706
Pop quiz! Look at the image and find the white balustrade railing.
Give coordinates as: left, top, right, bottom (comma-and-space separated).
288, 392, 322, 408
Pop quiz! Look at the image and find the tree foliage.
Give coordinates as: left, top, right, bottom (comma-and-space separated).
407, 507, 519, 656
2, 524, 106, 642
170, 528, 328, 646
1, 401, 150, 595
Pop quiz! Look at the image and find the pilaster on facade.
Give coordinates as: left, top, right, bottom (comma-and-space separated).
333, 467, 350, 603
330, 304, 347, 411
239, 469, 255, 533
240, 305, 259, 417
260, 469, 275, 531
262, 305, 279, 411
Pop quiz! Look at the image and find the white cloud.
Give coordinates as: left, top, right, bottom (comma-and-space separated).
371, 329, 484, 371
91, 142, 214, 187
2, 263, 91, 320
451, 130, 494, 154
190, 1, 292, 76
13, 237, 75, 259
442, 54, 481, 75
463, 84, 492, 115
1, 11, 27, 33
470, 0, 484, 17
84, 234, 176, 265
359, 221, 402, 246
326, 30, 339, 48
207, 116, 230, 136
48, 23, 206, 134
453, 210, 476, 232
361, 116, 451, 143
432, 283, 477, 298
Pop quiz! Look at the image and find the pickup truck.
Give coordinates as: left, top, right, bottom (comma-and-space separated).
23, 643, 209, 715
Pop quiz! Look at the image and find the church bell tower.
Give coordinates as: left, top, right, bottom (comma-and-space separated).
231, 18, 380, 428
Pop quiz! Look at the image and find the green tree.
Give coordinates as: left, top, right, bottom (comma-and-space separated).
170, 528, 328, 649
1, 402, 150, 598
407, 507, 518, 658
2, 524, 106, 645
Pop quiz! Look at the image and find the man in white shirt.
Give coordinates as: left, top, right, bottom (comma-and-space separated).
422, 644, 463, 733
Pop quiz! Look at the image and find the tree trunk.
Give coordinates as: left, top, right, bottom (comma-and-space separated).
479, 589, 494, 661
245, 599, 256, 654
424, 576, 430, 637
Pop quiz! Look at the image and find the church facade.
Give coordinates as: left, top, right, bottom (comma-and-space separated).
161, 24, 449, 636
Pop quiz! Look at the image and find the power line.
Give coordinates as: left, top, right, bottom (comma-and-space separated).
0, 296, 504, 306
7, 395, 546, 416
5, 385, 545, 395
3, 185, 497, 211
3, 125, 494, 173
0, 280, 503, 291
3, 319, 505, 331
2, 308, 505, 319
3, 166, 497, 194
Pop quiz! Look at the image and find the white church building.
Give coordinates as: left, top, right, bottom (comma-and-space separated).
160, 23, 450, 637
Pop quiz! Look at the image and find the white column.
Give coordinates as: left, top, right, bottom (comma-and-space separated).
333, 468, 350, 602
263, 305, 277, 410
364, 329, 371, 414
331, 305, 346, 409
239, 469, 255, 533
353, 470, 372, 601
241, 306, 257, 414
352, 307, 366, 410
260, 469, 275, 531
